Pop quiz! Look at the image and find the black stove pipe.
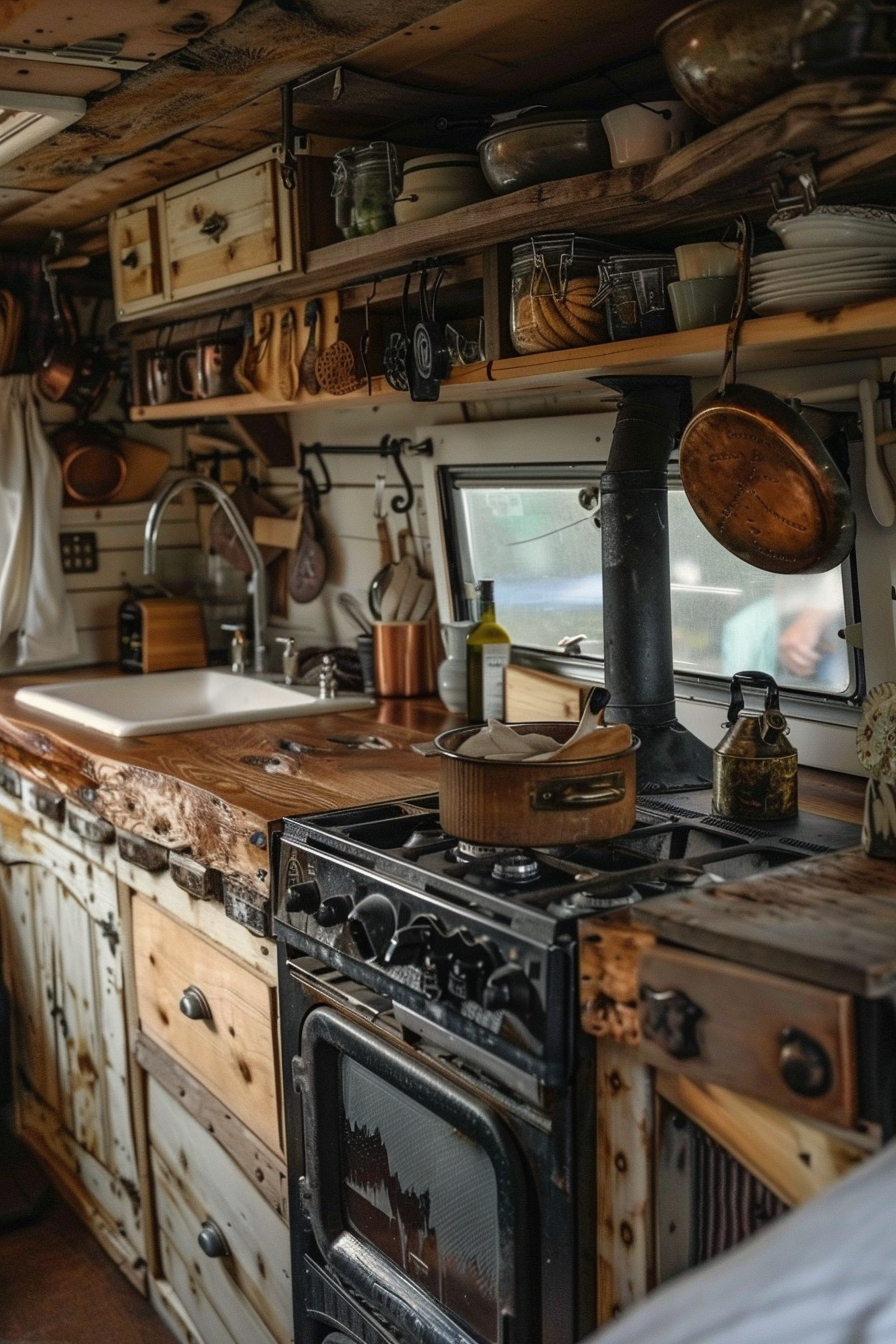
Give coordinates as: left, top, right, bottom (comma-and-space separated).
600, 378, 713, 792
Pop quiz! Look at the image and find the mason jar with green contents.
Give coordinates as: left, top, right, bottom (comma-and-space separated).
351, 141, 400, 236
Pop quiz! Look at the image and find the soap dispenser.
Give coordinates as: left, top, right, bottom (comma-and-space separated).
276, 636, 299, 686
713, 671, 797, 821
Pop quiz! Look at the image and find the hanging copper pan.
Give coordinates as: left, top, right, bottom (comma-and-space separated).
678, 219, 855, 574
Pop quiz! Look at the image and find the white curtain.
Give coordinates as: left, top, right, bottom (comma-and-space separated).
0, 374, 78, 667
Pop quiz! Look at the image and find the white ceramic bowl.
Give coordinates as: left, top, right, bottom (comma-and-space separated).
674, 240, 739, 280
393, 153, 489, 224
600, 101, 696, 168
769, 205, 896, 250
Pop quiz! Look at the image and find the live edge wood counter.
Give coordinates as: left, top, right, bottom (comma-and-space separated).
0, 670, 452, 927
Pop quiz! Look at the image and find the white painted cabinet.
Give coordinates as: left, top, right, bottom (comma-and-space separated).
0, 790, 145, 1287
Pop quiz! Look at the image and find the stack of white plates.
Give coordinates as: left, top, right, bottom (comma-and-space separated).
751, 206, 896, 315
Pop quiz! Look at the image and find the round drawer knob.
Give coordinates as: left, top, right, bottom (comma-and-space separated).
779, 1026, 832, 1097
197, 1218, 230, 1258
179, 985, 212, 1021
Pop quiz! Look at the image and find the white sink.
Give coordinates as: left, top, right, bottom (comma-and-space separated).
14, 669, 373, 737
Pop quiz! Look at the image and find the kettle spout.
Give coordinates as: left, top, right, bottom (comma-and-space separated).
759, 708, 789, 745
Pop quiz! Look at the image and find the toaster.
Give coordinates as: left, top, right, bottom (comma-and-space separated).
119, 591, 207, 674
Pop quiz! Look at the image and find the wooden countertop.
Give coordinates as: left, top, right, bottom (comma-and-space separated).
0, 668, 456, 902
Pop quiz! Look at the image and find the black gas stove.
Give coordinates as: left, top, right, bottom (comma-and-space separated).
274, 795, 858, 1091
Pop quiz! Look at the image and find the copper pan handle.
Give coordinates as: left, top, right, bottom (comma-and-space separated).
532, 772, 627, 810
717, 215, 752, 396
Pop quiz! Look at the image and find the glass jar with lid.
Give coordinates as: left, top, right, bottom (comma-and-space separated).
331, 148, 357, 239
510, 234, 611, 354
603, 254, 678, 341
352, 141, 400, 236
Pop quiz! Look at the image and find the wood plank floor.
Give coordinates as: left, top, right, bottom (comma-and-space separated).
0, 1134, 175, 1344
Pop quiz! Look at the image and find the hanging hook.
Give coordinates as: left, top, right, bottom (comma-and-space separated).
379, 435, 414, 514
279, 82, 298, 191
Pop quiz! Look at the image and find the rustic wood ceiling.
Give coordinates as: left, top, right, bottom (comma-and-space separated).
0, 0, 684, 248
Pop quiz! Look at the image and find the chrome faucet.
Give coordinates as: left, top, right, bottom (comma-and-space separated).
143, 474, 268, 674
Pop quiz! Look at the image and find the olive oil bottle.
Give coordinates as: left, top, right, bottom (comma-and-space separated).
466, 579, 511, 721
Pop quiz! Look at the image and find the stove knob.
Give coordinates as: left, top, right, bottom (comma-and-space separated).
348, 894, 397, 961
482, 965, 536, 1016
384, 918, 438, 967
285, 879, 321, 915
316, 894, 353, 928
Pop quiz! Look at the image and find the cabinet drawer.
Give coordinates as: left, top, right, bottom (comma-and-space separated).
149, 1077, 291, 1344
133, 896, 281, 1153
164, 148, 294, 301
111, 200, 164, 315
638, 945, 858, 1128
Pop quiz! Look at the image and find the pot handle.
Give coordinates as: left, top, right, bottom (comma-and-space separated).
717, 215, 752, 396
532, 772, 627, 810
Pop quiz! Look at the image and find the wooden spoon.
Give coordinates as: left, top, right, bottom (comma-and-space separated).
545, 722, 633, 761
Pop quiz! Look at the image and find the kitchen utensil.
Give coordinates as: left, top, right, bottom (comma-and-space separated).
337, 591, 373, 635
434, 719, 638, 847
144, 327, 176, 405
301, 298, 321, 394
54, 422, 127, 505
315, 339, 361, 395
407, 578, 434, 623
288, 492, 327, 603
551, 684, 609, 747
368, 475, 395, 618
859, 377, 895, 527
208, 482, 286, 574
678, 218, 856, 573
372, 620, 435, 696
477, 112, 612, 194
540, 722, 634, 761
379, 553, 416, 622
36, 272, 110, 414
712, 670, 798, 820
383, 273, 412, 392
114, 438, 172, 503
600, 101, 696, 167
409, 266, 451, 402
655, 0, 803, 125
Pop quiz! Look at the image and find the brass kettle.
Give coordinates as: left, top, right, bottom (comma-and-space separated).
713, 671, 797, 821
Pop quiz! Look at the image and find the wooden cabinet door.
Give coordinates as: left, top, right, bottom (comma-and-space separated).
0, 832, 144, 1279
149, 1077, 291, 1344
110, 200, 165, 316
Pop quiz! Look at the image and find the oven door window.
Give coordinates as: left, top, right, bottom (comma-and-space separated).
301, 1006, 535, 1344
439, 464, 855, 697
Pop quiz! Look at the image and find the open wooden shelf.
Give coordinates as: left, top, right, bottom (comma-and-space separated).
130, 295, 896, 421
117, 76, 896, 338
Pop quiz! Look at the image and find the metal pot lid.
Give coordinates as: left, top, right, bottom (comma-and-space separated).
477, 111, 607, 148
679, 382, 856, 574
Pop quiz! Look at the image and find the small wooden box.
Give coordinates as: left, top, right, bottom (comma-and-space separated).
504, 664, 595, 723
119, 596, 207, 674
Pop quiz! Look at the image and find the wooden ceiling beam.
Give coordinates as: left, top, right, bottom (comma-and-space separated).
0, 0, 464, 197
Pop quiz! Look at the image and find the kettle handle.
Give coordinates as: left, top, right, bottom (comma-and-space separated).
726, 670, 781, 725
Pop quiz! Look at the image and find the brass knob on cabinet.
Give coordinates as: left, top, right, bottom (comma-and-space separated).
179, 986, 212, 1021
779, 1026, 832, 1097
197, 1218, 230, 1258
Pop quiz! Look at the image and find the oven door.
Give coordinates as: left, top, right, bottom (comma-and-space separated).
298, 1005, 537, 1344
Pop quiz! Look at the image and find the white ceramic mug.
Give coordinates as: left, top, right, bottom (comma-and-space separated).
674, 240, 740, 280
600, 101, 696, 168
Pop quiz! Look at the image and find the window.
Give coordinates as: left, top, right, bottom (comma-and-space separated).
440, 464, 854, 697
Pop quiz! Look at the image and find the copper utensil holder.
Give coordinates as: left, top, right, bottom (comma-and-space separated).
373, 621, 435, 697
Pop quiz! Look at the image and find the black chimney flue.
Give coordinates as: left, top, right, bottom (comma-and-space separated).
600, 377, 712, 792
